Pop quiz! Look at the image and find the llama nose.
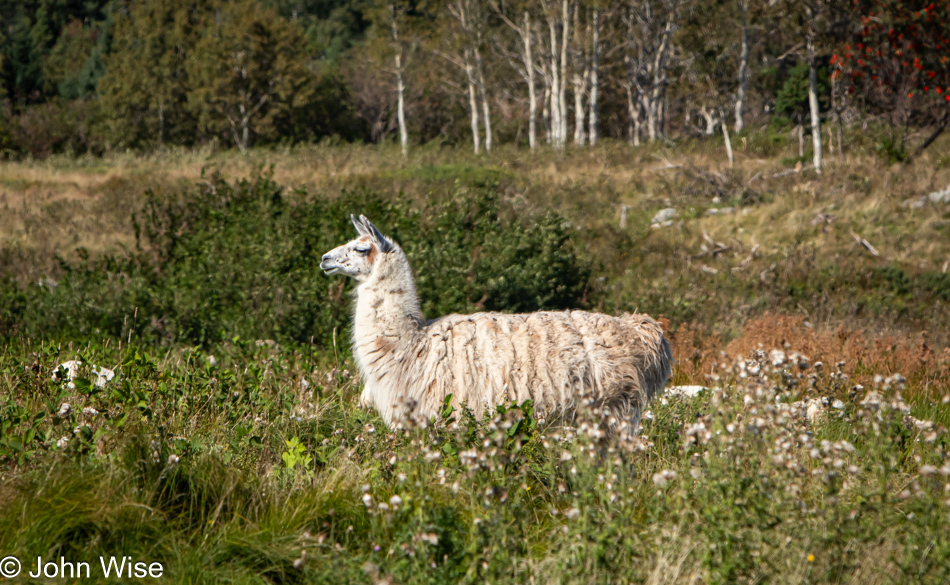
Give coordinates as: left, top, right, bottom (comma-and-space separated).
321, 253, 331, 262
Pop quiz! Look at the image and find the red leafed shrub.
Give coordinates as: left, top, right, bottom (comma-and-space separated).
838, 1, 949, 128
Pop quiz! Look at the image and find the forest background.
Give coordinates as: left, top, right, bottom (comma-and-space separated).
0, 0, 948, 162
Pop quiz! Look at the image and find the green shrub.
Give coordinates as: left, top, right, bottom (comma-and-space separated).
0, 171, 593, 349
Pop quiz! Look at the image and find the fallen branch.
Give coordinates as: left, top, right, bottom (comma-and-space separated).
850, 231, 880, 257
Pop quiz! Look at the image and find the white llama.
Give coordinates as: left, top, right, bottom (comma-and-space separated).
321, 215, 672, 434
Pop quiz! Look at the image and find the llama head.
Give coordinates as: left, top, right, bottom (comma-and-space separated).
320, 215, 395, 282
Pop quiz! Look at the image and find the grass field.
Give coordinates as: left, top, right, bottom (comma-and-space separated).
2, 132, 950, 583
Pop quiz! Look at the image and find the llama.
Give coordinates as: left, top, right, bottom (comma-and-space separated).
320, 215, 672, 435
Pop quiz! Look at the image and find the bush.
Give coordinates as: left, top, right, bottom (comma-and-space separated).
0, 172, 593, 349
8, 98, 102, 158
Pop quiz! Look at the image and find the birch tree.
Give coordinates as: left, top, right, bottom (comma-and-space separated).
588, 7, 600, 145
444, 0, 492, 152
623, 0, 680, 143
734, 0, 749, 133
490, 0, 539, 149
571, 2, 588, 146
391, 2, 409, 156
542, 0, 564, 148
804, 2, 822, 172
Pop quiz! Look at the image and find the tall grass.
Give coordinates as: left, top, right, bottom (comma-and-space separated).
2, 132, 950, 583
1, 332, 948, 584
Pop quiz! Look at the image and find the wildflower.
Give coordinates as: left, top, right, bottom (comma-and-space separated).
564, 508, 581, 520
168, 454, 180, 466
808, 554, 815, 562
560, 451, 573, 462
653, 470, 676, 488
389, 495, 403, 507
362, 494, 374, 508
56, 436, 69, 448
207, 355, 218, 366
920, 465, 938, 476
83, 407, 99, 417
57, 403, 72, 417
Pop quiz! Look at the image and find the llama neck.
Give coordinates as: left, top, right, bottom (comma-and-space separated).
353, 248, 425, 347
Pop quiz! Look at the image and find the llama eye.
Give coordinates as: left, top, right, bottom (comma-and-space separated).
355, 246, 371, 255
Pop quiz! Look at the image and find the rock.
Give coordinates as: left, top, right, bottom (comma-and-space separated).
901, 196, 928, 209
666, 385, 707, 398
929, 186, 950, 205
651, 208, 677, 224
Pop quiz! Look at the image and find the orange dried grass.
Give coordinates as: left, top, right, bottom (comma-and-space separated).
669, 313, 950, 391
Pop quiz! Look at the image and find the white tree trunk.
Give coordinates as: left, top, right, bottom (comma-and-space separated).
549, 18, 562, 149
588, 9, 599, 145
559, 0, 569, 147
700, 105, 716, 135
720, 107, 734, 166
573, 73, 586, 145
474, 45, 492, 151
572, 1, 585, 146
464, 49, 480, 154
734, 0, 749, 134
647, 14, 675, 142
525, 12, 537, 150
393, 16, 408, 157
542, 62, 552, 144
806, 6, 822, 172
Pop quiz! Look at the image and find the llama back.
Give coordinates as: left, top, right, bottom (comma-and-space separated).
363, 309, 672, 428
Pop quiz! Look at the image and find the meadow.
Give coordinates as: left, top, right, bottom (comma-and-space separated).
1, 131, 950, 583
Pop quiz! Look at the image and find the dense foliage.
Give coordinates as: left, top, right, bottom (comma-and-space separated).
0, 323, 948, 583
1, 0, 949, 158
0, 172, 591, 348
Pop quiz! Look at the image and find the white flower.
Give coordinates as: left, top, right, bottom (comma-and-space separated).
168, 454, 180, 466
207, 355, 218, 366
653, 470, 676, 488
52, 361, 81, 382
92, 366, 115, 388
57, 403, 72, 417
564, 508, 581, 520
389, 495, 403, 507
560, 451, 573, 462
362, 494, 374, 507
56, 436, 70, 448
82, 407, 99, 417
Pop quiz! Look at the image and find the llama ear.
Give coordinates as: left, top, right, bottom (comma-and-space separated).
359, 215, 394, 253
351, 214, 370, 236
